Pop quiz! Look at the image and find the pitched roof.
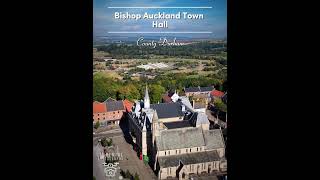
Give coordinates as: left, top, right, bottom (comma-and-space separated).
200, 86, 214, 92
150, 102, 184, 119
184, 86, 214, 93
156, 127, 205, 151
123, 99, 133, 112
104, 97, 116, 102
93, 102, 107, 113
203, 129, 225, 150
158, 151, 220, 168
184, 87, 200, 93
105, 100, 125, 112
211, 90, 224, 97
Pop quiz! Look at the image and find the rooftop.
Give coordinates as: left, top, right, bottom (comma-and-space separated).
185, 86, 214, 93
158, 151, 220, 168
93, 102, 107, 113
211, 90, 224, 97
156, 127, 205, 151
163, 121, 192, 129
150, 102, 184, 119
105, 100, 125, 112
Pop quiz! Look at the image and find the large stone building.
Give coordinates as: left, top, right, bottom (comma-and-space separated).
127, 86, 227, 179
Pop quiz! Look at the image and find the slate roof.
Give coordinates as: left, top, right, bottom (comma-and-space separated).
203, 129, 225, 150
185, 87, 200, 93
105, 100, 125, 112
185, 86, 214, 93
163, 121, 192, 129
156, 127, 205, 151
158, 151, 220, 168
200, 86, 214, 92
150, 102, 184, 119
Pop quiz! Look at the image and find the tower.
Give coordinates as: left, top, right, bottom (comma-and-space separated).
144, 85, 150, 109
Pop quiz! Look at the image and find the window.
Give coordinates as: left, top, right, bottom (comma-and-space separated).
103, 117, 105, 120
103, 113, 105, 115
197, 147, 198, 151
165, 151, 166, 155
168, 151, 170, 155
186, 149, 188, 153
176, 150, 177, 154
113, 112, 115, 114
199, 147, 201, 151
97, 114, 99, 116
118, 111, 120, 113
190, 148, 191, 152
179, 150, 181, 154
98, 118, 100, 120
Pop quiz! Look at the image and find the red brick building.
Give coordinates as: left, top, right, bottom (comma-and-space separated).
93, 99, 133, 126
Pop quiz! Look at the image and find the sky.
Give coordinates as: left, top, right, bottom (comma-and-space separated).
93, 0, 226, 39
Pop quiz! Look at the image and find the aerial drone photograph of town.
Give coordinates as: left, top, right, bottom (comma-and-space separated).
93, 0, 227, 179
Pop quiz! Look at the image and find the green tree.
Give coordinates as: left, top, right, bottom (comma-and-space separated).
118, 84, 140, 101
94, 121, 100, 129
93, 176, 96, 180
149, 84, 166, 104
214, 98, 227, 112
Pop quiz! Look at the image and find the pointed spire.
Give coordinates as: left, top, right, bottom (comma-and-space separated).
145, 85, 149, 99
144, 84, 150, 109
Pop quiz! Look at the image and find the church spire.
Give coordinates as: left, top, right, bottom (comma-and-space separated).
144, 84, 150, 109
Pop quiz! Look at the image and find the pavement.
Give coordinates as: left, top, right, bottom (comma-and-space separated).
93, 144, 107, 180
93, 126, 157, 180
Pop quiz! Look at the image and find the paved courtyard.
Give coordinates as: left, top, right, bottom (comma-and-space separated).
93, 134, 157, 180
113, 135, 157, 180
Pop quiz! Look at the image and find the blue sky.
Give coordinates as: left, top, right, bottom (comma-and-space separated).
93, 0, 226, 39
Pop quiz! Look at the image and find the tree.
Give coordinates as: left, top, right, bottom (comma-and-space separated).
93, 176, 96, 180
214, 98, 227, 112
149, 84, 166, 104
94, 121, 100, 129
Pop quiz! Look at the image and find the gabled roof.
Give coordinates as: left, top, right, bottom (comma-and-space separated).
105, 100, 125, 112
150, 102, 184, 119
104, 97, 116, 102
93, 101, 107, 113
211, 90, 224, 97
